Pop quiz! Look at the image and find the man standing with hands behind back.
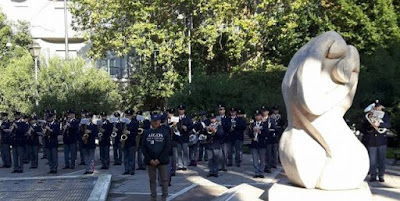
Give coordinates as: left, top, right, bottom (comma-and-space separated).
142, 113, 171, 201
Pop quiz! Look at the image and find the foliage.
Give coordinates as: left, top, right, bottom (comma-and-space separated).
168, 66, 286, 116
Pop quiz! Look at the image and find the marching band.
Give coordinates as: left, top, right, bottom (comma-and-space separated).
0, 104, 288, 178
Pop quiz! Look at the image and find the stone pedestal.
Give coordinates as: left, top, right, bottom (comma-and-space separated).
268, 178, 372, 201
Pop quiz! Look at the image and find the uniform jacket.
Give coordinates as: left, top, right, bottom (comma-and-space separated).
63, 118, 80, 144
13, 121, 29, 147
0, 120, 12, 145
361, 113, 391, 147
206, 123, 223, 150
124, 119, 138, 148
26, 123, 42, 146
99, 120, 113, 146
227, 116, 247, 142
44, 121, 60, 148
82, 123, 98, 149
173, 115, 194, 144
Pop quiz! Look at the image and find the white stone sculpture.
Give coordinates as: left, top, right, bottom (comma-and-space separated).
280, 31, 369, 190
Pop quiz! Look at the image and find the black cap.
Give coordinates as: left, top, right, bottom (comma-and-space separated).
81, 109, 88, 114
230, 107, 237, 112
22, 115, 29, 119
1, 112, 8, 117
218, 103, 226, 109
113, 112, 120, 117
254, 109, 262, 116
167, 108, 175, 114
14, 111, 21, 116
66, 109, 75, 114
47, 113, 55, 119
261, 106, 270, 112
99, 112, 107, 116
272, 105, 280, 111
208, 113, 217, 119
87, 112, 94, 118
125, 109, 134, 116
31, 115, 38, 120
136, 111, 143, 115
177, 104, 185, 110
238, 108, 245, 115
199, 110, 207, 116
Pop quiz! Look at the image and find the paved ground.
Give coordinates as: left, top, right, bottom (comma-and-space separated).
0, 148, 399, 201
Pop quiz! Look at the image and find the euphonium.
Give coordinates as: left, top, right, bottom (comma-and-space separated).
365, 111, 387, 134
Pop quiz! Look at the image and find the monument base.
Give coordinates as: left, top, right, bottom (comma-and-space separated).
268, 178, 372, 201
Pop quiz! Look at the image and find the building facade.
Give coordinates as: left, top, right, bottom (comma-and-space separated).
0, 0, 130, 81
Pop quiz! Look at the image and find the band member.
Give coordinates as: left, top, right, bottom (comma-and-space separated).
44, 112, 60, 174
113, 112, 123, 165
206, 113, 223, 177
173, 105, 193, 171
261, 106, 277, 173
142, 113, 171, 201
166, 108, 177, 176
227, 107, 246, 167
26, 116, 43, 169
136, 111, 150, 171
216, 104, 230, 171
122, 109, 138, 175
248, 110, 268, 178
362, 100, 391, 182
0, 112, 12, 168
188, 113, 200, 166
198, 111, 209, 162
82, 113, 98, 174
78, 109, 88, 165
62, 110, 80, 169
11, 114, 29, 173
99, 112, 112, 169
270, 105, 286, 166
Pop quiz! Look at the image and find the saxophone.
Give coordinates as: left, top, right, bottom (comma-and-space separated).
136, 120, 144, 149
81, 119, 89, 145
120, 118, 130, 149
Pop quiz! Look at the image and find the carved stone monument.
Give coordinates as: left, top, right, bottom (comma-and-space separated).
270, 31, 372, 201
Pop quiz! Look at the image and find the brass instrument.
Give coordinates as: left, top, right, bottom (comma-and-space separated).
365, 110, 387, 134
253, 121, 263, 142
120, 117, 130, 149
82, 133, 89, 144
230, 118, 236, 132
81, 118, 89, 144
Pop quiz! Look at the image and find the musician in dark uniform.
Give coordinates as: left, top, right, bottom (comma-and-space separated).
189, 113, 200, 166
198, 111, 209, 162
62, 110, 80, 169
270, 105, 286, 166
113, 112, 123, 165
216, 104, 230, 172
174, 105, 193, 171
166, 108, 178, 176
12, 114, 29, 173
99, 112, 112, 169
206, 113, 223, 177
82, 113, 98, 174
248, 110, 268, 178
78, 109, 88, 165
136, 111, 150, 170
227, 107, 246, 167
0, 112, 12, 168
361, 101, 391, 182
142, 113, 171, 201
122, 109, 138, 175
26, 116, 43, 169
44, 112, 60, 174
261, 106, 277, 173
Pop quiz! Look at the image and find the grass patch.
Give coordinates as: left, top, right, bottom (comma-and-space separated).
387, 147, 400, 159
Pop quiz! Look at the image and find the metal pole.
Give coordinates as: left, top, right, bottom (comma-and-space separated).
188, 16, 192, 84
64, 0, 69, 59
34, 57, 39, 106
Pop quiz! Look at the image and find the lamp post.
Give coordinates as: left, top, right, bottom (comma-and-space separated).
177, 13, 193, 85
29, 42, 41, 106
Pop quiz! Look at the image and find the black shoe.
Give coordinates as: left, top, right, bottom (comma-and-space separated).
70, 166, 75, 169
130, 172, 135, 175
223, 169, 227, 172
227, 164, 233, 167
253, 175, 259, 178
29, 167, 35, 169
272, 165, 277, 169
41, 157, 47, 159
236, 164, 240, 167
12, 170, 18, 173
260, 175, 265, 178
84, 171, 90, 175
182, 168, 187, 171
265, 169, 272, 173
169, 183, 172, 186
18, 170, 23, 173
198, 159, 202, 162
101, 167, 106, 170
116, 163, 122, 165
47, 171, 53, 174
369, 177, 377, 182
379, 178, 385, 182
214, 174, 219, 177
63, 166, 70, 169
79, 162, 86, 166
171, 173, 176, 176
207, 174, 213, 177
122, 172, 129, 175
6, 165, 11, 168
53, 170, 57, 174
204, 159, 208, 162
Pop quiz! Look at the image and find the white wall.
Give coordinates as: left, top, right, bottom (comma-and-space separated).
0, 0, 89, 61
